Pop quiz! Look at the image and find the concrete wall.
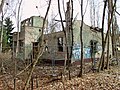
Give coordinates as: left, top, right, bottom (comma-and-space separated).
72, 21, 102, 61
33, 16, 43, 27
72, 20, 112, 61
41, 31, 66, 60
13, 16, 45, 60
40, 20, 111, 63
13, 31, 25, 59
24, 26, 41, 59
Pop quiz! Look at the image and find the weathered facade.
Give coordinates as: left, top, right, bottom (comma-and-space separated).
13, 16, 47, 60
41, 31, 66, 61
40, 20, 107, 63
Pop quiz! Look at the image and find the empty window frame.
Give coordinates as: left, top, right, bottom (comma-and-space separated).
29, 18, 33, 26
57, 37, 63, 52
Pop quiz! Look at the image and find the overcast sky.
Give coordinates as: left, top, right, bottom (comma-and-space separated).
1, 0, 120, 31
21, 0, 91, 25
21, 0, 120, 29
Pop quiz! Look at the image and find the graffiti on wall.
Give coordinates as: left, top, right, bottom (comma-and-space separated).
84, 48, 91, 58
72, 44, 81, 60
72, 43, 91, 60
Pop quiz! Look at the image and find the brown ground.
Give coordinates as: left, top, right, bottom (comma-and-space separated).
0, 64, 119, 90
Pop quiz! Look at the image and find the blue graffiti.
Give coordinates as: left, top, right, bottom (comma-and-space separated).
84, 48, 91, 58
72, 44, 91, 60
72, 44, 81, 60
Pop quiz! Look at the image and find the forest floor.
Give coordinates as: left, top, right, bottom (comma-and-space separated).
40, 66, 120, 90
0, 64, 119, 90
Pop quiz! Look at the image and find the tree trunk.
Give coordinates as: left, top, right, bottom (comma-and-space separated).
0, 9, 3, 52
105, 30, 110, 69
78, 0, 83, 77
24, 0, 51, 89
111, 22, 115, 56
0, 9, 5, 74
105, 0, 112, 69
58, 0, 71, 80
69, 0, 73, 66
98, 0, 107, 71
69, 0, 73, 80
14, 0, 23, 90
98, 0, 117, 71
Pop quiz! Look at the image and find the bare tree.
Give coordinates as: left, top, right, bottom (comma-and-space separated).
57, 0, 74, 80
24, 0, 52, 89
69, 0, 73, 79
57, 0, 69, 79
98, 0, 108, 71
105, 0, 112, 69
15, 0, 23, 58
0, 0, 4, 52
0, 0, 4, 13
0, 0, 10, 52
98, 0, 117, 71
0, 0, 24, 89
77, 0, 84, 77
0, 2, 4, 73
0, 0, 12, 74
14, 0, 23, 90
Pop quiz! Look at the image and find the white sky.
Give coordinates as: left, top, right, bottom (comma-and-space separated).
1, 0, 120, 31
21, 0, 91, 25
21, 0, 120, 30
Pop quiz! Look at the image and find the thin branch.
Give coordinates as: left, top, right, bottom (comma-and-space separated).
57, 0, 66, 36
77, 0, 88, 17
16, 63, 33, 76
62, 0, 66, 14
115, 10, 120, 16
73, 13, 79, 23
83, 0, 89, 15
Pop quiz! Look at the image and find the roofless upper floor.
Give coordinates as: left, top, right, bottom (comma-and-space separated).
21, 16, 46, 28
